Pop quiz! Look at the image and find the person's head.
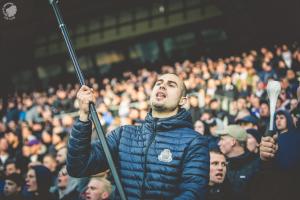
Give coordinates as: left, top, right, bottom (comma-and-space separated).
56, 146, 67, 166
4, 159, 21, 176
217, 125, 247, 157
4, 173, 23, 197
189, 94, 199, 107
237, 97, 247, 111
150, 73, 187, 118
57, 165, 68, 190
246, 129, 261, 154
52, 126, 67, 145
194, 120, 205, 135
25, 165, 52, 194
275, 114, 288, 133
260, 101, 270, 118
236, 115, 258, 130
85, 177, 112, 200
274, 110, 295, 134
0, 136, 9, 152
209, 99, 220, 111
43, 154, 57, 172
290, 98, 298, 111
209, 149, 227, 186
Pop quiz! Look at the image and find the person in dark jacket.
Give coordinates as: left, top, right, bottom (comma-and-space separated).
52, 165, 81, 200
67, 73, 209, 200
253, 109, 300, 200
273, 109, 300, 169
217, 125, 260, 200
25, 165, 55, 200
1, 173, 25, 200
207, 149, 231, 200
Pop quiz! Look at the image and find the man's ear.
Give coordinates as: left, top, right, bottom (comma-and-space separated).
101, 191, 109, 199
179, 96, 187, 107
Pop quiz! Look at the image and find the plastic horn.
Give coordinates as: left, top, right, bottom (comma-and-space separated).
266, 80, 281, 135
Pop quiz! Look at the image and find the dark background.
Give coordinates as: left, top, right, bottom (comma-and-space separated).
0, 0, 299, 96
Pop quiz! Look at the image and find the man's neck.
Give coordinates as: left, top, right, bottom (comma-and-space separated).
152, 108, 178, 119
279, 128, 288, 134
226, 146, 245, 158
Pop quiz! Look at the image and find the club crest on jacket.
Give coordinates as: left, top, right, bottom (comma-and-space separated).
158, 149, 173, 162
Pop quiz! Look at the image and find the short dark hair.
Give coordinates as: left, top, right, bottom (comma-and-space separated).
5, 173, 24, 187
210, 148, 224, 156
4, 158, 20, 171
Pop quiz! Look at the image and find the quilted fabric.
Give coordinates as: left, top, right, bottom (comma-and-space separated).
67, 109, 209, 200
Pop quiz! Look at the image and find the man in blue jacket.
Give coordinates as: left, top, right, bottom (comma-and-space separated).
67, 73, 209, 200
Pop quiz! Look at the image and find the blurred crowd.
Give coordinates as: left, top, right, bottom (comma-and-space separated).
0, 42, 300, 200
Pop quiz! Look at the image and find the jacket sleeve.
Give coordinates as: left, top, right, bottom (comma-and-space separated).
66, 119, 121, 177
173, 135, 209, 200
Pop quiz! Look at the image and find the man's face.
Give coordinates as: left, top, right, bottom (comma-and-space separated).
276, 114, 288, 133
150, 74, 185, 112
0, 138, 9, 151
237, 99, 246, 111
209, 152, 227, 185
260, 104, 270, 117
194, 121, 204, 135
85, 179, 107, 200
25, 169, 37, 192
5, 163, 18, 176
4, 180, 20, 196
57, 169, 69, 189
56, 148, 67, 165
43, 156, 57, 172
218, 135, 234, 156
189, 96, 198, 107
247, 134, 259, 153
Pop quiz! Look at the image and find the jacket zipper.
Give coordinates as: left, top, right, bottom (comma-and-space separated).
141, 120, 157, 199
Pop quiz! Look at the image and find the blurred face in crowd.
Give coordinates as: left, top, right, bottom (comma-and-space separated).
290, 98, 298, 111
194, 120, 205, 135
150, 74, 186, 116
237, 98, 247, 111
260, 103, 270, 117
5, 132, 18, 146
189, 96, 199, 107
58, 167, 68, 190
209, 152, 227, 186
247, 134, 259, 153
85, 179, 109, 200
41, 131, 52, 144
210, 100, 219, 111
276, 114, 288, 133
43, 155, 57, 172
0, 137, 9, 152
22, 146, 31, 157
56, 147, 67, 166
5, 163, 20, 176
218, 135, 235, 156
4, 179, 21, 197
26, 169, 37, 192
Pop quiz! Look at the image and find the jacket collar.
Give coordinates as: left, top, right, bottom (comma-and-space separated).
144, 108, 193, 131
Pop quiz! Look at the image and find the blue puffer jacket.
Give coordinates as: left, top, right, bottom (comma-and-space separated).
67, 109, 209, 200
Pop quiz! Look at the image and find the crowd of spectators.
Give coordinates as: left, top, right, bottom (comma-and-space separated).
0, 42, 299, 199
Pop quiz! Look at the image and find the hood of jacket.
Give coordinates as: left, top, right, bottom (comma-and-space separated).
274, 109, 296, 133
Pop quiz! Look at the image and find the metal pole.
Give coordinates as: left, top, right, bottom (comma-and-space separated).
48, 1, 127, 199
